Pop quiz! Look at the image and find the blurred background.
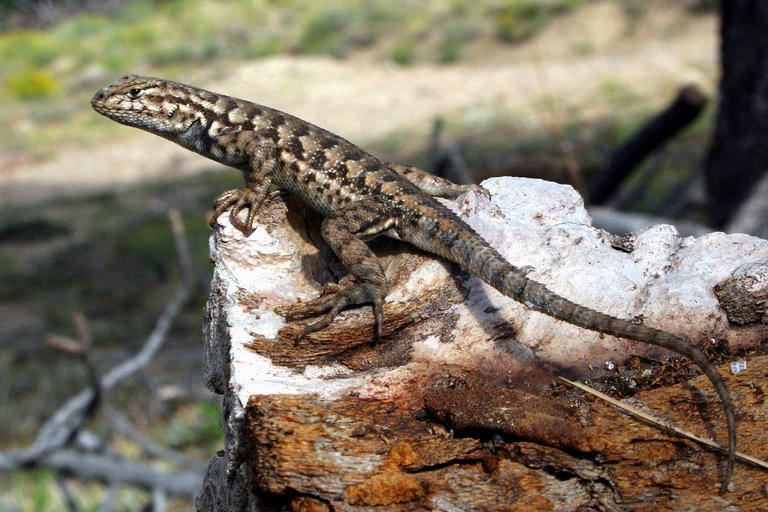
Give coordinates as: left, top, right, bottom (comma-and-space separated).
1, 0, 765, 510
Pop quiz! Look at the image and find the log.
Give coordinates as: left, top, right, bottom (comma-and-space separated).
198, 177, 768, 511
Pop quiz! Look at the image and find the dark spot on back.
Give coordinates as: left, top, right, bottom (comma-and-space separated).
343, 148, 364, 161
261, 127, 280, 142
284, 137, 304, 159
320, 137, 336, 149
441, 232, 457, 249
302, 173, 316, 184
197, 90, 219, 103
293, 124, 310, 137
271, 114, 285, 127
364, 160, 382, 173
334, 161, 349, 178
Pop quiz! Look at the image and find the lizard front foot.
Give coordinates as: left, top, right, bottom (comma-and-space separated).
275, 281, 386, 344
210, 186, 264, 232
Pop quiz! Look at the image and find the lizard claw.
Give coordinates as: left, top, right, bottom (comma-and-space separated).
459, 183, 491, 200
518, 265, 536, 276
210, 186, 265, 232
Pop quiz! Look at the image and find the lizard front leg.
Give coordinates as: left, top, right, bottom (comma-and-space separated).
210, 143, 279, 232
276, 199, 396, 342
386, 162, 490, 199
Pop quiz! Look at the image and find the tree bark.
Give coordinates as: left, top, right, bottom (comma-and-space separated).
705, 0, 768, 228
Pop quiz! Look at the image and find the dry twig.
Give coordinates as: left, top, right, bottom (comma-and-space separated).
0, 209, 202, 506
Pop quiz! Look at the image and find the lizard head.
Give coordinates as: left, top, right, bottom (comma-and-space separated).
91, 75, 199, 136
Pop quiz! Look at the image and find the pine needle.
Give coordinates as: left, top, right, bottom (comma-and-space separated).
559, 376, 768, 470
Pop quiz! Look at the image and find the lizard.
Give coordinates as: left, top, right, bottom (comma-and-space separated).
92, 75, 736, 493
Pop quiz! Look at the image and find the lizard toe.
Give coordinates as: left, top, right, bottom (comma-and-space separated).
277, 282, 387, 343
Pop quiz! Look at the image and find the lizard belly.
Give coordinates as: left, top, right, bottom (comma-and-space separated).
272, 171, 339, 215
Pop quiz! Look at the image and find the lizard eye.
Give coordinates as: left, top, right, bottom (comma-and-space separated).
128, 88, 142, 99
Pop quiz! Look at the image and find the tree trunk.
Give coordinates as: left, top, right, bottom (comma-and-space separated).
706, 0, 768, 228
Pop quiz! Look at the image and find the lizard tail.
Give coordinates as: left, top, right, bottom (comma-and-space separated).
448, 230, 736, 493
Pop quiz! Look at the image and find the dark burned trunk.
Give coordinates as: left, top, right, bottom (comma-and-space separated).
706, 0, 768, 228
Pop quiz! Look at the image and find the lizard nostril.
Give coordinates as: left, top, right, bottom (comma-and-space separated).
91, 90, 106, 106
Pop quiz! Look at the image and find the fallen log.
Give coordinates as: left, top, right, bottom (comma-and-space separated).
198, 177, 768, 511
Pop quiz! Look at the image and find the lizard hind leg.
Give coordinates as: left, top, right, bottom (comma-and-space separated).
386, 162, 490, 199
276, 199, 394, 343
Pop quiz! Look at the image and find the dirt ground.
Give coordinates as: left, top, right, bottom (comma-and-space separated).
0, 1, 717, 205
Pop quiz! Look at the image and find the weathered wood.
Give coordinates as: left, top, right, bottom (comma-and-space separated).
198, 177, 768, 511
240, 358, 768, 510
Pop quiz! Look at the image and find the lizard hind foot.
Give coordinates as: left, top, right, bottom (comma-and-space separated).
275, 282, 386, 344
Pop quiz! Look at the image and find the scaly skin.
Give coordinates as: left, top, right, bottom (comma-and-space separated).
92, 75, 736, 492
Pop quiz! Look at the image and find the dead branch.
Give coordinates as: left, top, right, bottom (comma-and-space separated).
588, 84, 707, 204
42, 451, 202, 498
429, 117, 474, 184
98, 484, 119, 512
105, 407, 207, 472
0, 209, 201, 505
55, 473, 80, 512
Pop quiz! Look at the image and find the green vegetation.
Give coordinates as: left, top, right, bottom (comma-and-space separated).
492, 0, 585, 43
5, 69, 59, 99
1, 0, 589, 96
7, 0, 682, 177
0, 0, 598, 153
1, 0, 587, 97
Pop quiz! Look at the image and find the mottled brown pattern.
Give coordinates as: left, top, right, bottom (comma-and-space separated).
91, 75, 736, 493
